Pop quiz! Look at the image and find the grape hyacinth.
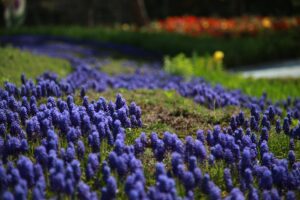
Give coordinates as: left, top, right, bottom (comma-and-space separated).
0, 35, 298, 199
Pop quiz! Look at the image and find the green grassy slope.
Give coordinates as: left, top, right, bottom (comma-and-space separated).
0, 47, 72, 85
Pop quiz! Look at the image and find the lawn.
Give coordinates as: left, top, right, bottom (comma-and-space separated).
0, 47, 72, 85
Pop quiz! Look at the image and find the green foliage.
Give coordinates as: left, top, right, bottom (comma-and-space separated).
164, 52, 224, 79
0, 47, 72, 85
2, 26, 300, 68
164, 53, 194, 77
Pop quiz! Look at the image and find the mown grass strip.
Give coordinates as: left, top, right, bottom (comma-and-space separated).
0, 47, 72, 85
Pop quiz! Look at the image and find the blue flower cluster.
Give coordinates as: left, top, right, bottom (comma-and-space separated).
0, 35, 299, 199
0, 81, 143, 199
126, 105, 300, 200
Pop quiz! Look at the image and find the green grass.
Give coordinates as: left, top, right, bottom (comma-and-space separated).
224, 76, 300, 101
87, 89, 242, 137
0, 46, 72, 85
2, 26, 300, 68
201, 70, 300, 101
164, 53, 300, 101
99, 59, 137, 76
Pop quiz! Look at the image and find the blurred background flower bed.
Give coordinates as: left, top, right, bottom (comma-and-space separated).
146, 16, 300, 37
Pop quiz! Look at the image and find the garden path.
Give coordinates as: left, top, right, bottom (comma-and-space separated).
241, 59, 300, 78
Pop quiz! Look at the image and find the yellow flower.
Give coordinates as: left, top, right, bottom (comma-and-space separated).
262, 18, 272, 29
121, 23, 130, 31
213, 51, 224, 61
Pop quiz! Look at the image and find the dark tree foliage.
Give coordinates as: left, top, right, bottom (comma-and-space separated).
6, 0, 300, 26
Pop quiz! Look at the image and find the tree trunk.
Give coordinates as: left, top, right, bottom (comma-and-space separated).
132, 0, 149, 26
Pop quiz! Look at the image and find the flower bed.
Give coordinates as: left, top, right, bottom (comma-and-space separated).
150, 16, 300, 37
0, 36, 299, 199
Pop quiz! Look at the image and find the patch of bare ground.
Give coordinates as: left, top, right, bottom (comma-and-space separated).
86, 89, 242, 137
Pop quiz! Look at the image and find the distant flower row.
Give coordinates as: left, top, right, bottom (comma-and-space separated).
147, 16, 300, 37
